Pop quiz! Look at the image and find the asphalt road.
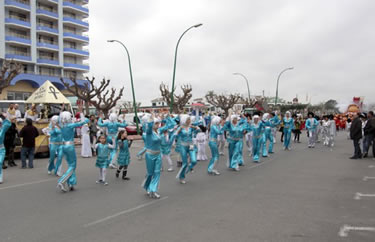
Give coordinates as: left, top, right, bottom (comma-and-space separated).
0, 132, 374, 242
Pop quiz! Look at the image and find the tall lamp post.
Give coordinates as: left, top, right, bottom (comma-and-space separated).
275, 67, 294, 106
233, 72, 251, 105
107, 39, 140, 134
170, 23, 203, 113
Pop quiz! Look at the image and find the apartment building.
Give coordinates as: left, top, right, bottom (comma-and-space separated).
0, 0, 89, 100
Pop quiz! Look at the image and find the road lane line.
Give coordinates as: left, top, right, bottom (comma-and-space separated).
0, 178, 56, 191
83, 196, 168, 228
338, 224, 375, 237
368, 165, 375, 168
363, 176, 375, 181
354, 192, 375, 200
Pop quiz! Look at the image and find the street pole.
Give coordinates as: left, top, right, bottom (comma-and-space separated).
107, 40, 140, 134
233, 72, 251, 105
275, 67, 294, 107
170, 23, 203, 113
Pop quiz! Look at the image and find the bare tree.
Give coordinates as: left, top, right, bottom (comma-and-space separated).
205, 91, 241, 116
61, 77, 124, 117
160, 83, 192, 113
0, 60, 23, 94
121, 101, 141, 113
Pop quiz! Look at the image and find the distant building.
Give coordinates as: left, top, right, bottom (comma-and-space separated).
0, 0, 90, 100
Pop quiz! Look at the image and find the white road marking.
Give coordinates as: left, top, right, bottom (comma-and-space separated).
83, 196, 168, 228
368, 165, 375, 168
363, 176, 375, 181
354, 192, 375, 200
338, 224, 375, 237
0, 178, 56, 191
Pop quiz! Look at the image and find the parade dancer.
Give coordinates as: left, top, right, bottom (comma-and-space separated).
196, 126, 208, 161
95, 135, 114, 185
249, 115, 264, 162
0, 115, 11, 184
45, 116, 63, 176
208, 116, 224, 175
224, 113, 247, 171
269, 112, 281, 149
261, 113, 273, 157
306, 112, 318, 148
217, 125, 226, 156
116, 130, 133, 180
142, 114, 171, 198
328, 114, 337, 148
315, 117, 322, 143
283, 111, 294, 150
97, 113, 127, 168
136, 114, 149, 160
57, 109, 88, 192
245, 114, 253, 157
322, 116, 330, 146
176, 115, 201, 183
160, 128, 176, 172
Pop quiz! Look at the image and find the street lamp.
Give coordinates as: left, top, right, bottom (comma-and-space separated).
107, 39, 140, 134
275, 67, 294, 106
233, 73, 251, 105
170, 23, 203, 113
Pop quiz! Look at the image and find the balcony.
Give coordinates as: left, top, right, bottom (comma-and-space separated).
36, 8, 58, 19
63, 48, 89, 57
4, 0, 31, 11
63, 1, 89, 15
63, 17, 89, 29
63, 32, 89, 43
64, 63, 89, 71
5, 54, 32, 62
36, 25, 58, 35
5, 36, 31, 45
5, 18, 31, 29
37, 42, 59, 51
37, 58, 59, 66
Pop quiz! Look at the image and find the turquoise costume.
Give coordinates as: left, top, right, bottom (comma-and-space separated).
306, 117, 318, 147
176, 126, 200, 180
224, 118, 248, 169
97, 118, 127, 164
48, 125, 63, 175
249, 121, 265, 162
142, 120, 170, 195
283, 117, 295, 149
96, 143, 112, 168
0, 119, 11, 183
262, 120, 273, 157
117, 139, 132, 166
58, 116, 89, 189
161, 131, 176, 156
208, 124, 223, 173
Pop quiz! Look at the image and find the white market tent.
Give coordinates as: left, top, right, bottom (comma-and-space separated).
25, 80, 71, 104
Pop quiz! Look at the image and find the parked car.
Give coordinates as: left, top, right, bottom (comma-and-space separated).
125, 121, 142, 135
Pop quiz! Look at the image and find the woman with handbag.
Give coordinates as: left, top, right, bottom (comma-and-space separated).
4, 117, 19, 168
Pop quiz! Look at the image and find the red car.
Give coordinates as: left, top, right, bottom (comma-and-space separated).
125, 121, 142, 135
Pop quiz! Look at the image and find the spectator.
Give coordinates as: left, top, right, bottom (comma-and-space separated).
7, 103, 15, 118
363, 111, 375, 158
24, 104, 38, 121
14, 104, 22, 121
4, 117, 19, 168
19, 118, 39, 168
350, 112, 363, 159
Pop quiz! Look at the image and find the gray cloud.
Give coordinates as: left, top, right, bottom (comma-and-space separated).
88, 0, 375, 107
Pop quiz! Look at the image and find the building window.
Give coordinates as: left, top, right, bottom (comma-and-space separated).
7, 91, 32, 100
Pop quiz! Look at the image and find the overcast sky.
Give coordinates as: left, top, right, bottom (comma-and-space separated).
88, 0, 375, 108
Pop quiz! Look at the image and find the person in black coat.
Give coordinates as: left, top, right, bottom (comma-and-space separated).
363, 111, 375, 158
350, 112, 363, 159
4, 117, 19, 168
